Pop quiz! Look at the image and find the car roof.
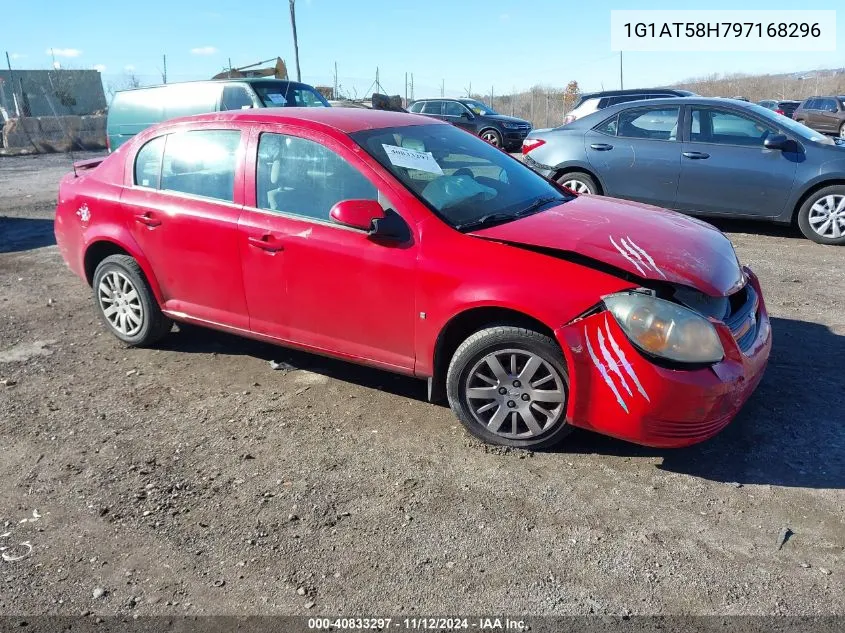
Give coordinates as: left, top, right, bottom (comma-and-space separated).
580, 88, 695, 99
565, 96, 766, 126
162, 107, 446, 133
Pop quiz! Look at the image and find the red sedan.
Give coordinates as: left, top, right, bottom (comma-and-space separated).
54, 108, 771, 449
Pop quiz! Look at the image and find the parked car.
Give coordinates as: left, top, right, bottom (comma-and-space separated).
522, 97, 845, 244
408, 98, 531, 151
54, 109, 771, 449
792, 96, 845, 137
106, 79, 330, 151
757, 99, 801, 118
561, 88, 696, 126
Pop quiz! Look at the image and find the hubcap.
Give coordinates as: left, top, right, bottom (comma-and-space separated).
562, 179, 592, 194
808, 194, 845, 239
464, 349, 566, 440
98, 271, 144, 336
481, 131, 500, 147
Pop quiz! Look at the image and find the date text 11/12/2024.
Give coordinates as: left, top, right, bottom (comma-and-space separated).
307, 617, 527, 630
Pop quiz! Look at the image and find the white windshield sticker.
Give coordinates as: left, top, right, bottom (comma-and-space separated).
382, 144, 443, 175
266, 93, 286, 105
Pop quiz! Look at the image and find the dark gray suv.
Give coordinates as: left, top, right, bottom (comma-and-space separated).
522, 97, 845, 245
408, 98, 531, 151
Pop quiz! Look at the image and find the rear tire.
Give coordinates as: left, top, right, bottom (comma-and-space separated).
92, 255, 172, 346
556, 171, 598, 195
796, 185, 845, 245
839, 122, 845, 138
446, 326, 572, 450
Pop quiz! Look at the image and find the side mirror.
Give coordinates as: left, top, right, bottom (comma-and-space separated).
763, 134, 791, 151
329, 199, 385, 232
460, 111, 474, 120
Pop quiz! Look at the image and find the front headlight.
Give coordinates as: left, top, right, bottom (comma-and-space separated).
604, 292, 724, 364
503, 122, 519, 129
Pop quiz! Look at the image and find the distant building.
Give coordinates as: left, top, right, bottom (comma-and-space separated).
0, 69, 107, 117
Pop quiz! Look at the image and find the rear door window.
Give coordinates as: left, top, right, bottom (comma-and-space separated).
615, 106, 680, 140
134, 135, 165, 188
159, 130, 241, 202
408, 102, 424, 113
421, 101, 443, 115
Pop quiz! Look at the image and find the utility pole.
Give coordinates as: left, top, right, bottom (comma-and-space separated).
289, 0, 301, 82
410, 73, 414, 101
334, 62, 339, 100
441, 79, 444, 98
162, 54, 167, 84
511, 85, 515, 116
490, 85, 494, 109
619, 51, 623, 90
228, 58, 233, 79
404, 72, 408, 107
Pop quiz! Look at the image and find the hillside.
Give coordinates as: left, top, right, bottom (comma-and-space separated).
671, 68, 845, 102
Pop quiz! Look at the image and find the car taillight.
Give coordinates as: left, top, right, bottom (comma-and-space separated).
522, 138, 546, 155
775, 109, 785, 115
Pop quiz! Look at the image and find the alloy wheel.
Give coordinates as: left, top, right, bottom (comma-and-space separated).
464, 348, 566, 440
481, 130, 501, 147
808, 194, 845, 239
98, 270, 144, 336
562, 179, 592, 194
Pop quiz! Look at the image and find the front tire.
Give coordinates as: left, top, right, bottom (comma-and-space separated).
840, 122, 845, 139
556, 171, 597, 195
797, 185, 845, 245
480, 129, 503, 148
446, 326, 571, 449
93, 254, 172, 346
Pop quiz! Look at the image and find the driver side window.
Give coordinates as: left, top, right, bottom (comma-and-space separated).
256, 132, 378, 222
443, 101, 468, 117
689, 108, 776, 147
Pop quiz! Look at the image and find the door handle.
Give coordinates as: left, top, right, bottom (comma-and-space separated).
590, 143, 613, 151
134, 212, 161, 227
682, 151, 710, 160
248, 234, 283, 253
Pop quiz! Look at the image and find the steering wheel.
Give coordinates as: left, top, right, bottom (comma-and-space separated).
453, 167, 474, 178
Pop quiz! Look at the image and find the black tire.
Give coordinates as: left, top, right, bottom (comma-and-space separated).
840, 122, 845, 139
92, 254, 172, 346
479, 128, 503, 148
796, 184, 845, 245
446, 326, 572, 450
556, 171, 598, 195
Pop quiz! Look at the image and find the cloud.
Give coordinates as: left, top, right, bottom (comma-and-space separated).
93, 64, 107, 73
190, 46, 217, 55
9, 53, 26, 60
47, 48, 82, 58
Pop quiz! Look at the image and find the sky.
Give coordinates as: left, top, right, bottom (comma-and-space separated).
2, 0, 842, 98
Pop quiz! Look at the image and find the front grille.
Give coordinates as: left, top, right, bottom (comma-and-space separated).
724, 284, 759, 353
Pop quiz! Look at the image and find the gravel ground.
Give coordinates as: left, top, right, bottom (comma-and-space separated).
0, 152, 843, 618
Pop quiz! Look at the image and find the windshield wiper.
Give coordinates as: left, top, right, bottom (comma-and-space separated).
517, 195, 565, 217
454, 197, 564, 232
454, 213, 516, 231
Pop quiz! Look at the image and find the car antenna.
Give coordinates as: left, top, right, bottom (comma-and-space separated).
40, 86, 78, 177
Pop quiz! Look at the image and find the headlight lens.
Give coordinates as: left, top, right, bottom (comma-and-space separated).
604, 292, 724, 364
503, 122, 519, 129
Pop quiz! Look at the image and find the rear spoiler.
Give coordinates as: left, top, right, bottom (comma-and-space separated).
72, 157, 105, 174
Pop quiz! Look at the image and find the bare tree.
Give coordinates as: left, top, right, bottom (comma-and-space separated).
289, 0, 301, 82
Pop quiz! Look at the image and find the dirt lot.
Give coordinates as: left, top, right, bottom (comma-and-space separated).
0, 152, 843, 618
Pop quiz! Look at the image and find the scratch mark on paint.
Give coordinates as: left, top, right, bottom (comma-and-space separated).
597, 327, 631, 396
585, 326, 628, 413
609, 235, 645, 275
604, 316, 650, 402
625, 238, 667, 279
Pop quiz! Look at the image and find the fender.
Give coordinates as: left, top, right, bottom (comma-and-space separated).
553, 159, 606, 192
777, 172, 845, 224
81, 225, 165, 306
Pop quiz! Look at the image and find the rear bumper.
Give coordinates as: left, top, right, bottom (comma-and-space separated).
555, 270, 772, 447
521, 153, 555, 178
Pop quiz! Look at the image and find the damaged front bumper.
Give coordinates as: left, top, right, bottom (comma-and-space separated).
555, 271, 772, 448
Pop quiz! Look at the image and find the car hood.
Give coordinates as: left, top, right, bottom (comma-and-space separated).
485, 114, 531, 126
470, 196, 745, 297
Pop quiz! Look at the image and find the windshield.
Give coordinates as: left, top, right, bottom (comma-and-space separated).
747, 104, 834, 145
463, 100, 497, 116
350, 124, 572, 230
252, 82, 330, 108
